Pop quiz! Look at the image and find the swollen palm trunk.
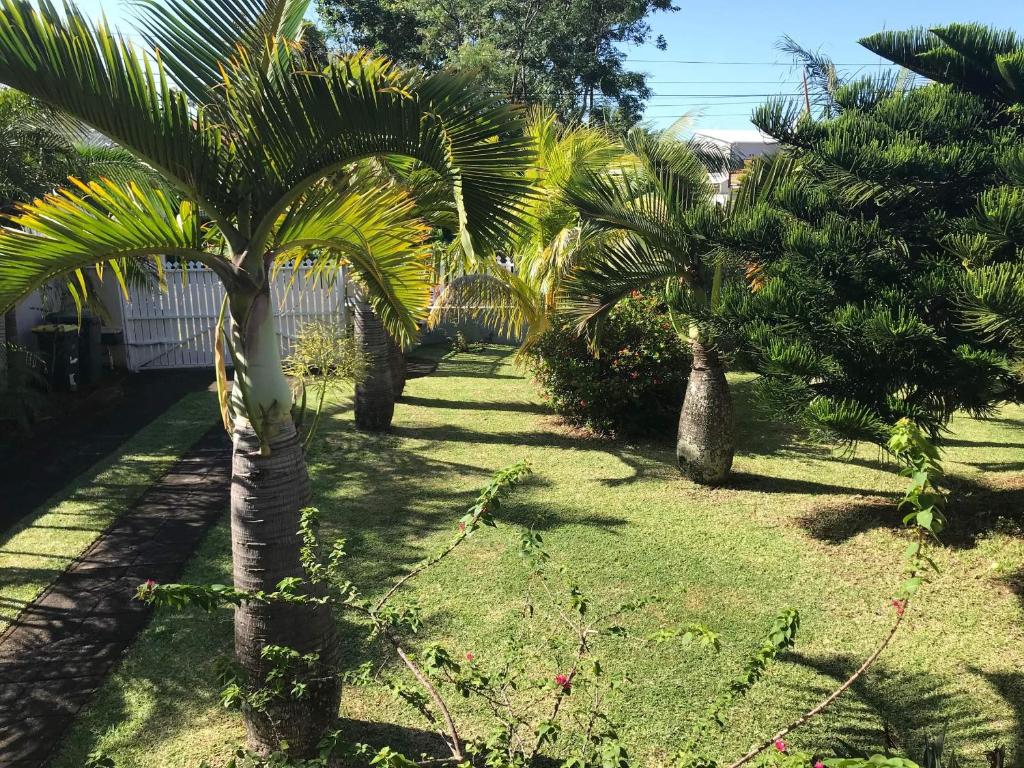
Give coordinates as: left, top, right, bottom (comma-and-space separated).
232, 418, 340, 754
354, 297, 394, 430
389, 336, 407, 400
676, 340, 734, 485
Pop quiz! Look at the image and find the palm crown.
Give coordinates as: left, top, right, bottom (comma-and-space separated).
0, 0, 534, 344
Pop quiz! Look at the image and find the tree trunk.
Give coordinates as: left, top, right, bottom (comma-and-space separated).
228, 283, 340, 756
676, 340, 734, 485
353, 296, 394, 431
231, 418, 340, 755
388, 335, 406, 400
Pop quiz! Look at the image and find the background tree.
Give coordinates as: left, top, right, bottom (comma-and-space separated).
0, 0, 531, 755
315, 0, 678, 124
721, 31, 1024, 446
860, 24, 1024, 362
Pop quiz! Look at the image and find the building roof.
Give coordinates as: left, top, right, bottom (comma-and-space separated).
690, 128, 778, 147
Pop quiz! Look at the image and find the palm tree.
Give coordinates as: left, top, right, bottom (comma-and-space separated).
428, 109, 623, 348
0, 0, 532, 755
353, 288, 396, 430
559, 128, 763, 485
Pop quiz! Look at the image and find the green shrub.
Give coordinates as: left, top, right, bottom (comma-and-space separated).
527, 293, 691, 436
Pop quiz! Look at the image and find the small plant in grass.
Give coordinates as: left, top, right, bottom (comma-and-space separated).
138, 421, 949, 768
283, 320, 368, 448
527, 293, 691, 437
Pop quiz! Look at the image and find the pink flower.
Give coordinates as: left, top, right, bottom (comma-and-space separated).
465, 652, 474, 661
458, 521, 467, 533
144, 579, 157, 589
554, 673, 571, 690
815, 762, 826, 768
891, 598, 906, 617
773, 739, 787, 753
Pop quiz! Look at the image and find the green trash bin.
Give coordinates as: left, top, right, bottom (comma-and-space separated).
31, 323, 80, 391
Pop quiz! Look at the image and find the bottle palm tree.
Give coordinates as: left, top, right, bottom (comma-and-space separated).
0, 0, 532, 755
559, 128, 775, 485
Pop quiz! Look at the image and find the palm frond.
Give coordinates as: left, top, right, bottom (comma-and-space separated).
429, 270, 543, 343
235, 55, 535, 258
272, 180, 432, 344
0, 0, 231, 209
0, 177, 210, 312
560, 232, 683, 338
131, 0, 311, 103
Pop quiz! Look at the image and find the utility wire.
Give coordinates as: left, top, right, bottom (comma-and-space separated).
627, 58, 899, 66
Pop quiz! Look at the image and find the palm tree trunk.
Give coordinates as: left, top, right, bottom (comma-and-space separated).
676, 339, 734, 485
231, 418, 340, 754
353, 295, 394, 431
389, 335, 406, 400
228, 284, 340, 755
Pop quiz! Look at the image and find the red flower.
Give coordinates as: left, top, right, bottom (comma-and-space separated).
774, 739, 787, 753
458, 521, 467, 533
554, 673, 571, 690
629, 372, 639, 380
891, 598, 907, 617
465, 652, 475, 662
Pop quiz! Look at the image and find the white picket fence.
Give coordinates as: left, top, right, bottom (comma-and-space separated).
121, 259, 350, 371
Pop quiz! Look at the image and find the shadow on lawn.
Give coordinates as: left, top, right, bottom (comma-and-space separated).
798, 473, 1024, 548
400, 394, 550, 415
785, 652, 1019, 759
306, 427, 628, 590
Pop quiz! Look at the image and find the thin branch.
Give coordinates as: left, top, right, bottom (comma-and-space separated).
725, 611, 906, 768
374, 532, 466, 613
391, 635, 464, 762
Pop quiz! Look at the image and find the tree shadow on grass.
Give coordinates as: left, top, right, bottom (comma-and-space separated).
400, 395, 550, 415
305, 428, 628, 590
427, 347, 522, 381
783, 652, 1015, 760
975, 667, 1024, 765
730, 377, 826, 461
798, 474, 1024, 548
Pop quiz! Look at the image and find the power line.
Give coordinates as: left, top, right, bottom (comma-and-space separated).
645, 92, 800, 97
627, 58, 899, 66
643, 79, 804, 84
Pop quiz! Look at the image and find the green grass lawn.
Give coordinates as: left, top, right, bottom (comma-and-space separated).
52, 346, 1024, 768
0, 391, 219, 632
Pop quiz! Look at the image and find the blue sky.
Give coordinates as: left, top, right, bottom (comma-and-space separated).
74, 0, 1024, 130
630, 0, 1024, 129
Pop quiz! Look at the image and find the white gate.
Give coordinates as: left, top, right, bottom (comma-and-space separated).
121, 258, 350, 371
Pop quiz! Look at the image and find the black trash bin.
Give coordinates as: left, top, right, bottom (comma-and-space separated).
31, 323, 80, 391
48, 312, 103, 386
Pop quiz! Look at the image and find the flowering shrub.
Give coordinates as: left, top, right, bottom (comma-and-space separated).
526, 293, 691, 436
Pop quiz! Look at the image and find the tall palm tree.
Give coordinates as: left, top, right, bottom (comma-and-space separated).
559, 129, 779, 485
0, 0, 532, 755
